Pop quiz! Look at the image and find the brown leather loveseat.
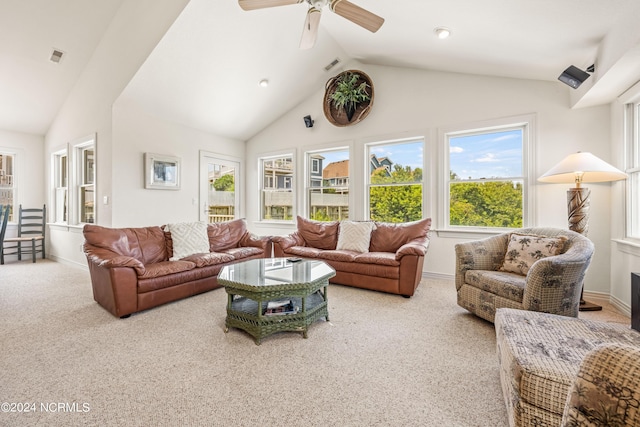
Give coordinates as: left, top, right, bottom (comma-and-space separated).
83, 218, 270, 318
273, 216, 431, 297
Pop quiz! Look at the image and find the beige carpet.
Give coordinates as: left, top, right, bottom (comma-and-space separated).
0, 260, 630, 427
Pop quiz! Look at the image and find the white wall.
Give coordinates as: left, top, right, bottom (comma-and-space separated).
246, 63, 613, 297
44, 0, 190, 267
111, 97, 245, 227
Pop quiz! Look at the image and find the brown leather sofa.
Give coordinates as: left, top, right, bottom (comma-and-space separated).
272, 216, 431, 297
83, 218, 271, 318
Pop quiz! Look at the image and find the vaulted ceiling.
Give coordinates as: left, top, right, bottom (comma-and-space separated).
3, 0, 640, 139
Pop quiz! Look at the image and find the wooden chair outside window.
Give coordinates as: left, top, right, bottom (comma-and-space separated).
1, 204, 46, 264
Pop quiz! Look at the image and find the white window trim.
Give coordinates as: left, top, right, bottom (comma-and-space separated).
51, 147, 68, 224
620, 82, 640, 244
364, 136, 425, 222
437, 114, 536, 235
304, 146, 351, 221
258, 150, 296, 223
0, 146, 20, 222
199, 150, 242, 222
69, 134, 96, 226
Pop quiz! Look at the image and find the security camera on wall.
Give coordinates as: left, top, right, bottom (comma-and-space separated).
303, 115, 314, 128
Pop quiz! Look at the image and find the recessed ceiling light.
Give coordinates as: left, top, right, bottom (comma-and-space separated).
259, 79, 269, 87
434, 27, 451, 39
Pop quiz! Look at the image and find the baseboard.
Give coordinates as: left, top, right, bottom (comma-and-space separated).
49, 255, 88, 271
583, 290, 631, 317
423, 271, 454, 281
610, 294, 632, 317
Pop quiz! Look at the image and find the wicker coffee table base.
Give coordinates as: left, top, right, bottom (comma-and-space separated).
224, 284, 329, 345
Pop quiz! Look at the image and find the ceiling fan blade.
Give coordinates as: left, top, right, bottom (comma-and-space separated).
329, 0, 384, 33
238, 0, 303, 11
300, 7, 322, 50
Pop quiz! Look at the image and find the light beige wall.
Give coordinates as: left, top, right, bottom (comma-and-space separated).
44, 0, 190, 267
111, 97, 245, 227
245, 63, 613, 296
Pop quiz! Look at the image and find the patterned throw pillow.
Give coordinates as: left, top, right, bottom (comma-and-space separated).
336, 221, 376, 253
166, 221, 210, 261
500, 233, 567, 275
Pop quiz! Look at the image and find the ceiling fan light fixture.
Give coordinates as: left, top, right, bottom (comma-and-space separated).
434, 27, 451, 39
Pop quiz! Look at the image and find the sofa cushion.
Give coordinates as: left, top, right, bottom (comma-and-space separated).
181, 252, 234, 267
370, 218, 431, 253
354, 252, 400, 266
285, 246, 322, 258
465, 270, 526, 302
317, 250, 357, 263
208, 218, 248, 252
336, 220, 375, 253
138, 260, 196, 279
296, 216, 339, 250
223, 246, 265, 260
500, 233, 567, 275
165, 221, 210, 261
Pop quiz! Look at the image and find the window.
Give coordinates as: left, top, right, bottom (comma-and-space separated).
625, 101, 640, 240
0, 151, 16, 221
366, 139, 423, 222
260, 154, 294, 221
78, 146, 95, 223
53, 150, 68, 223
445, 121, 529, 229
306, 149, 349, 221
200, 152, 241, 223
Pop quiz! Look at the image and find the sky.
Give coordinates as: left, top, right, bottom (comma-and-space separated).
317, 129, 522, 179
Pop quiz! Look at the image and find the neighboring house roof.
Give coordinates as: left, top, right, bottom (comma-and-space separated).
323, 160, 349, 179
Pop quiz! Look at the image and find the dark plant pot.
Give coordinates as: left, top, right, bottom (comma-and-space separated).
346, 105, 355, 121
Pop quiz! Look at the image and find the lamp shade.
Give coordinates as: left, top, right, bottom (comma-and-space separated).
538, 152, 627, 184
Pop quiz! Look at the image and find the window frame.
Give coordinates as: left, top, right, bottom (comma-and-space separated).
365, 137, 425, 222
67, 134, 96, 226
624, 98, 640, 242
304, 146, 351, 222
439, 115, 535, 234
52, 148, 68, 224
258, 152, 295, 222
0, 149, 18, 222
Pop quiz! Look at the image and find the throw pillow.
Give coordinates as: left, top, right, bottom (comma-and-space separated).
165, 221, 210, 261
336, 221, 376, 253
500, 233, 567, 275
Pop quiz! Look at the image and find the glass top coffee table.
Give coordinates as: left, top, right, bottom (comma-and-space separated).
217, 258, 336, 345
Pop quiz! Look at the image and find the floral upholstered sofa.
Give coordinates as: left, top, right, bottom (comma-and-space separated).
495, 308, 640, 427
455, 227, 594, 323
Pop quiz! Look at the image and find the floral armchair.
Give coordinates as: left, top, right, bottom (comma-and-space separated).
454, 227, 594, 323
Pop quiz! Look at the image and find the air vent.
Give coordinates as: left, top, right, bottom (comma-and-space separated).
50, 49, 65, 64
324, 58, 340, 71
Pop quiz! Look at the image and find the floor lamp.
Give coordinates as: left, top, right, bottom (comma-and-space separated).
538, 152, 627, 311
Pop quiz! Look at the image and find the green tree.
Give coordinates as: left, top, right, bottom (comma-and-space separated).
213, 174, 234, 192
369, 164, 423, 223
449, 181, 522, 227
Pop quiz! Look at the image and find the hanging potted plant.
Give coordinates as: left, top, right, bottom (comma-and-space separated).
329, 71, 371, 122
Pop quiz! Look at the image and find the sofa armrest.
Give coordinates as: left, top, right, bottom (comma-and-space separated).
522, 250, 593, 316
562, 344, 640, 427
84, 246, 145, 275
272, 232, 304, 257
454, 233, 509, 291
239, 232, 272, 258
395, 236, 430, 260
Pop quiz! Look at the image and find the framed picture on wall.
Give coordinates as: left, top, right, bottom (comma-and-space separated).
145, 153, 181, 190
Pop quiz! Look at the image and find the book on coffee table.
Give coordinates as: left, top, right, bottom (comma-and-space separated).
264, 299, 299, 316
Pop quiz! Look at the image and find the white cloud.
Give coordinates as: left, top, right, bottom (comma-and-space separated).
450, 146, 464, 154
474, 153, 499, 163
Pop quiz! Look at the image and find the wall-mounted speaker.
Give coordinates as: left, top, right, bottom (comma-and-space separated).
558, 65, 591, 89
304, 115, 314, 128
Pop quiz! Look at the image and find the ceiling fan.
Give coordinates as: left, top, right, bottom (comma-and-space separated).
238, 0, 384, 49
